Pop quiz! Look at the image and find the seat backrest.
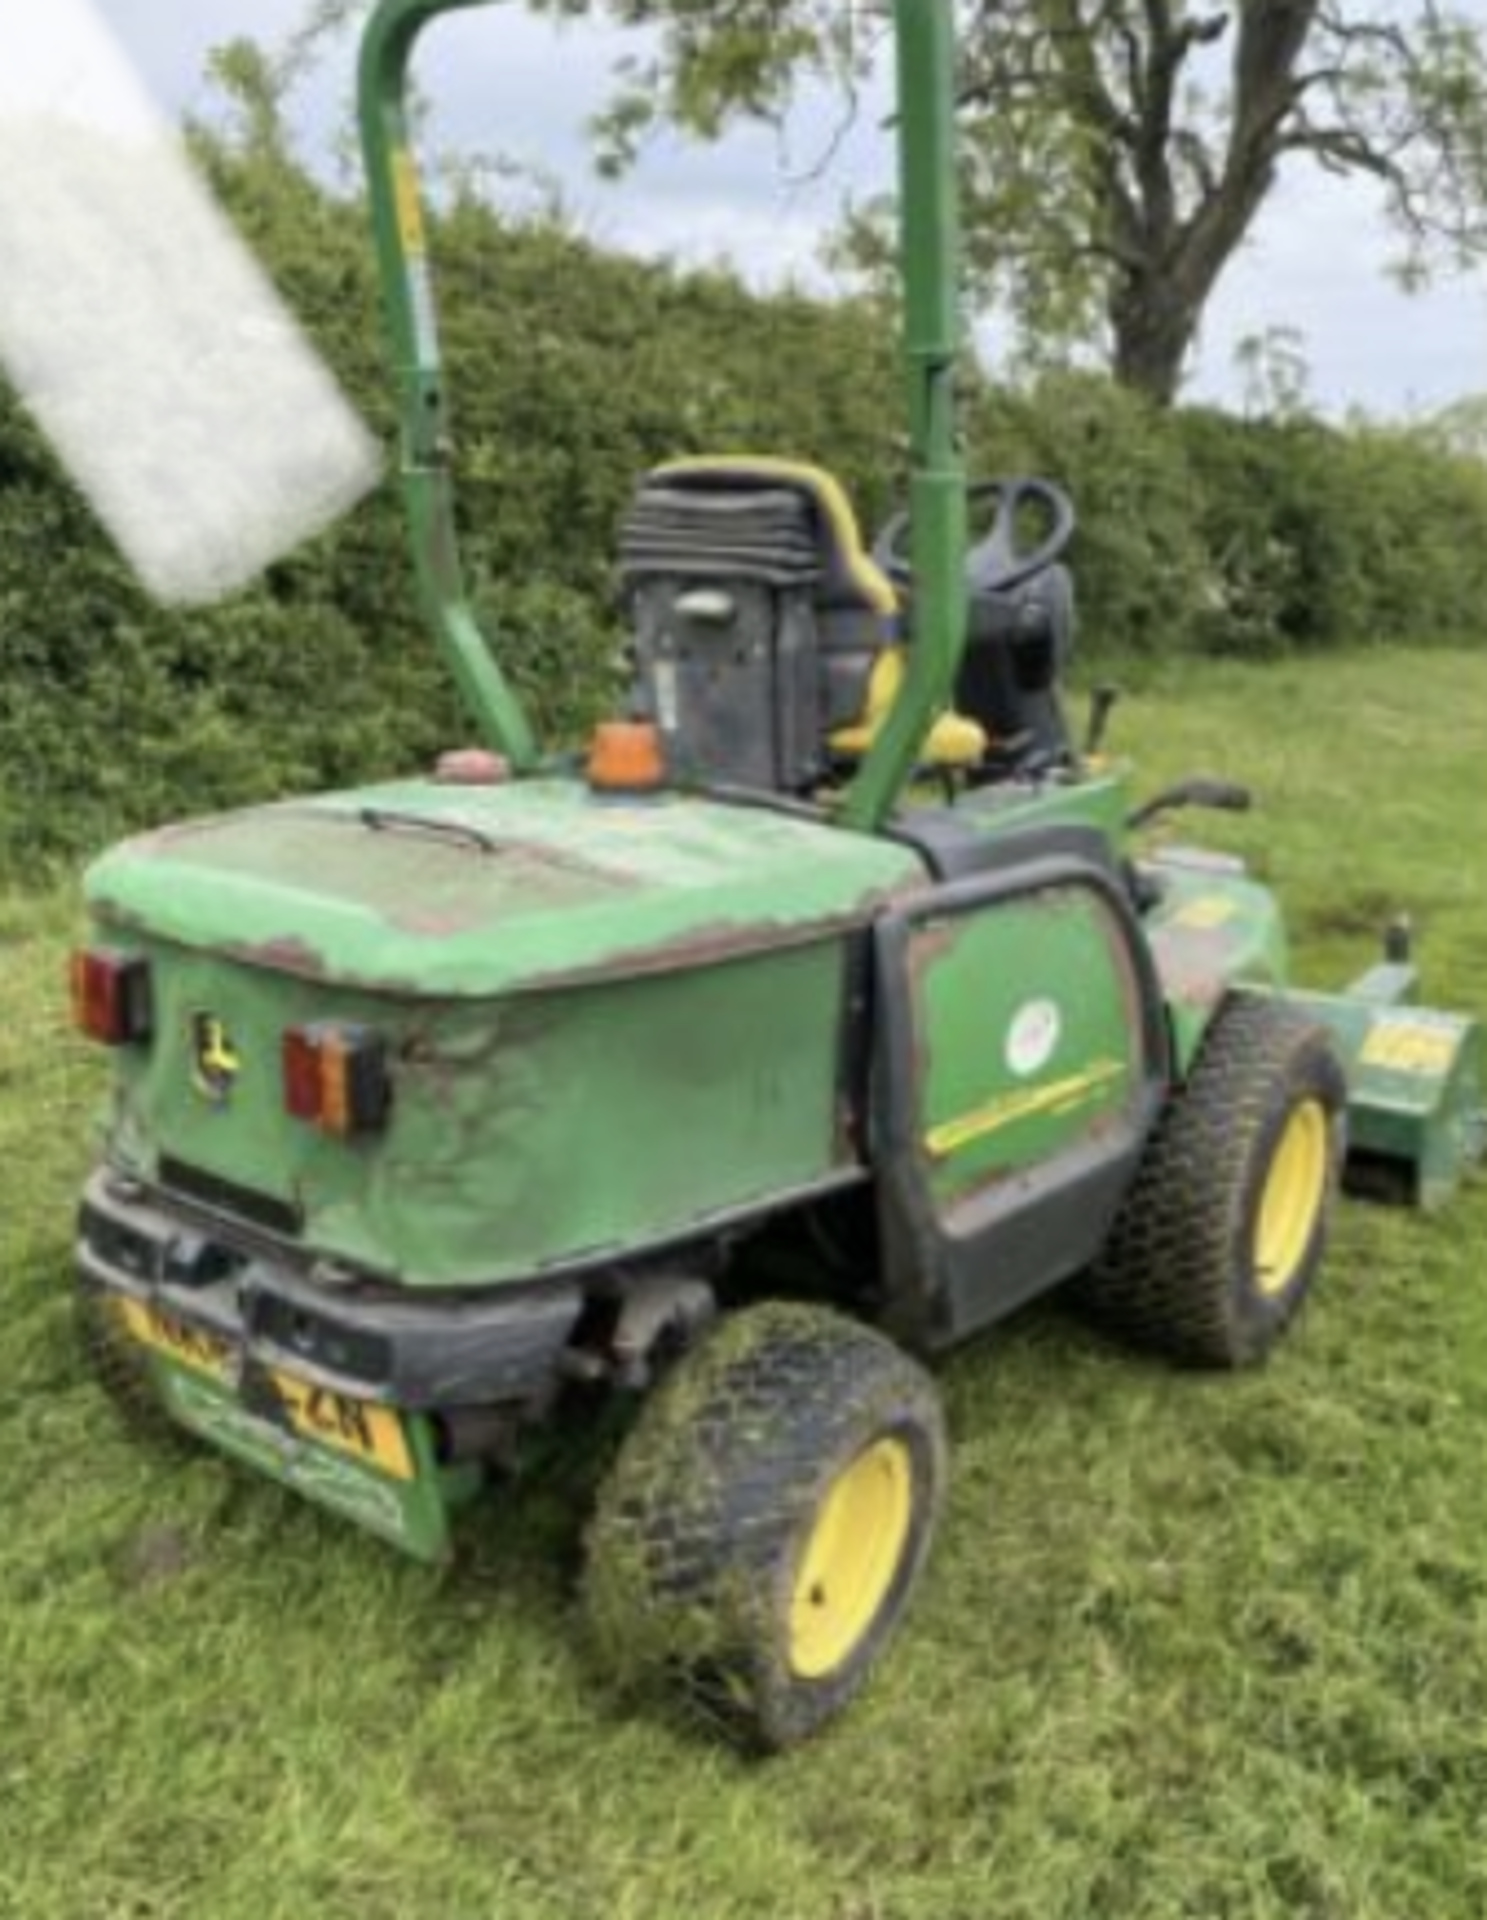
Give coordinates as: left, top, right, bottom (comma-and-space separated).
955, 565, 1077, 771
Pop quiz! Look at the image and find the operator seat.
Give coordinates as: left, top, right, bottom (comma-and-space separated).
619, 457, 986, 793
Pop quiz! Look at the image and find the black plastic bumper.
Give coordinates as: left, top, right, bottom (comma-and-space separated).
76, 1170, 583, 1412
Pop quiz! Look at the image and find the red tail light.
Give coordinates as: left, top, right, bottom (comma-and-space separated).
69, 949, 153, 1046
282, 1024, 391, 1138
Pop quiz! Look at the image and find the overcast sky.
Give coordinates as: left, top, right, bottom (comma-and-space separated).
108, 0, 1486, 419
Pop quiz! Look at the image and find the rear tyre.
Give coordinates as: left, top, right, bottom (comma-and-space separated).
1084, 995, 1346, 1367
585, 1303, 946, 1750
75, 1274, 177, 1441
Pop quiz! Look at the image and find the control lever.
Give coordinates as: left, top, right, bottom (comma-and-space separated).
1127, 777, 1254, 833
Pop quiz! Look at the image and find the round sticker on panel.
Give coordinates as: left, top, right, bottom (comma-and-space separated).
1006, 999, 1062, 1079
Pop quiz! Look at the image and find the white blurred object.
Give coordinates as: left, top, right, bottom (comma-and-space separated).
0, 0, 382, 606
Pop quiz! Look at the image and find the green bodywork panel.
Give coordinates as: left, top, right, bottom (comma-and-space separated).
1141, 853, 1291, 1071
152, 1355, 466, 1561
91, 929, 867, 1289
373, 946, 856, 1279
87, 779, 921, 997
927, 765, 1131, 844
86, 781, 919, 1287
906, 888, 1148, 1207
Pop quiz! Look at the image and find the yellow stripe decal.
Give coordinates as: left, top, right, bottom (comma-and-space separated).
393, 149, 427, 256
926, 1059, 1129, 1161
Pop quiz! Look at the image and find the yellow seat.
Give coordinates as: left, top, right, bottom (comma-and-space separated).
829, 648, 988, 770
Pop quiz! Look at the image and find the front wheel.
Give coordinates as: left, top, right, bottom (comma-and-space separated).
1083, 995, 1347, 1367
584, 1303, 947, 1750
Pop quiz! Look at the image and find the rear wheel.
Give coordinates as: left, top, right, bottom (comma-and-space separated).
585, 1303, 946, 1750
1084, 995, 1346, 1367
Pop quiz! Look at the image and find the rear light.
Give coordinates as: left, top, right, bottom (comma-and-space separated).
282, 1024, 391, 1138
69, 949, 153, 1045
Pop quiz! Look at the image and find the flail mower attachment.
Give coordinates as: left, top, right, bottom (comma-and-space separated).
1292, 925, 1484, 1210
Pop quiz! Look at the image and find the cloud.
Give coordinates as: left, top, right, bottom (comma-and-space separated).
107, 1, 1485, 418
1194, 163, 1487, 414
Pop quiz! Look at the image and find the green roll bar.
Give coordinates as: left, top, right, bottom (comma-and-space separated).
359, 0, 538, 772
358, 0, 968, 830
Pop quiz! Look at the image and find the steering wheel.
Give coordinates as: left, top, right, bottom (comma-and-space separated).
874, 478, 1077, 597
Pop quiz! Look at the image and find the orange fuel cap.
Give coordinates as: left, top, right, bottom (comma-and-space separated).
588, 721, 666, 795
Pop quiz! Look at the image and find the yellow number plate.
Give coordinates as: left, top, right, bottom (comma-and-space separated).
114, 1298, 415, 1483
267, 1371, 415, 1483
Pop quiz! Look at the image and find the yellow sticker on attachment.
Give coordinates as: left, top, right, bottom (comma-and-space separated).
393, 150, 427, 255
1360, 1020, 1460, 1077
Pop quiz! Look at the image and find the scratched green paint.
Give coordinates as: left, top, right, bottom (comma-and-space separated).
1143, 863, 1290, 1070
87, 780, 921, 998
908, 890, 1144, 1207
93, 908, 857, 1288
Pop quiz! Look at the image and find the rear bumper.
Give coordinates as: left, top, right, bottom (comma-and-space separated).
77, 1169, 582, 1413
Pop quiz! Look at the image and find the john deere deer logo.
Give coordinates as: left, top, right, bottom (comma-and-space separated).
192, 1013, 241, 1105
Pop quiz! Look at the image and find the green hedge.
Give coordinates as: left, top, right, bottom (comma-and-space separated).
2, 135, 1485, 878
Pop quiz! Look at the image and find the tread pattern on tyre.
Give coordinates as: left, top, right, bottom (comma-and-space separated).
1085, 993, 1346, 1368
585, 1301, 945, 1749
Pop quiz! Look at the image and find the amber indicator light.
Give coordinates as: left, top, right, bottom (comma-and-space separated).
282, 1024, 391, 1137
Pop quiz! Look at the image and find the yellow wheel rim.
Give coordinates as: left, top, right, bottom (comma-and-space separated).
788, 1436, 914, 1681
1255, 1099, 1330, 1299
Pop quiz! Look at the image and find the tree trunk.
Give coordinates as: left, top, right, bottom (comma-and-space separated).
1107, 273, 1199, 408
1092, 2, 1322, 407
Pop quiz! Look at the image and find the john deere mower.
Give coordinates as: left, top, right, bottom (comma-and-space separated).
70, 0, 1483, 1748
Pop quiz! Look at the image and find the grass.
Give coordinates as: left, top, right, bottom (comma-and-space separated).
2, 646, 1485, 1920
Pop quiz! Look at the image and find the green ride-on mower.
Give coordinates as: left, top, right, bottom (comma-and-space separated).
70, 0, 1483, 1749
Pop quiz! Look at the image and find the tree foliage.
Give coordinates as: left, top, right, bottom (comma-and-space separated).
504, 0, 1487, 404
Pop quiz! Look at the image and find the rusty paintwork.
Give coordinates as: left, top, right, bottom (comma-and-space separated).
1142, 857, 1289, 1069
93, 926, 865, 1290
900, 881, 1152, 1210
86, 778, 928, 1000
